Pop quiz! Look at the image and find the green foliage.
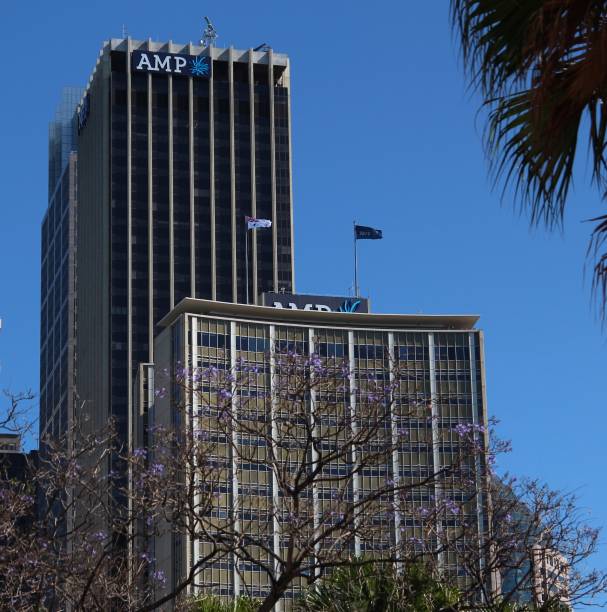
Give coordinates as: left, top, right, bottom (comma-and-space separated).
186, 594, 259, 612
397, 563, 461, 612
296, 561, 571, 612
297, 562, 460, 612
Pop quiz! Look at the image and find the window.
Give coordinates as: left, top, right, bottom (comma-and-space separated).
198, 332, 226, 349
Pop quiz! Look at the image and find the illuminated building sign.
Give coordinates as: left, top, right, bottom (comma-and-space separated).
261, 293, 369, 314
131, 50, 211, 78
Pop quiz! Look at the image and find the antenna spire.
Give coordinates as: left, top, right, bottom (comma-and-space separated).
201, 17, 218, 48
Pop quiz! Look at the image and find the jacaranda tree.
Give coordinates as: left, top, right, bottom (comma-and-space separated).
0, 349, 605, 610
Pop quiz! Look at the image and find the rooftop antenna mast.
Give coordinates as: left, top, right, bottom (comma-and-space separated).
201, 17, 218, 48
122, 24, 129, 39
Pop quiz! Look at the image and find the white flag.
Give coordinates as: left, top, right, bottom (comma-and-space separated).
246, 216, 272, 230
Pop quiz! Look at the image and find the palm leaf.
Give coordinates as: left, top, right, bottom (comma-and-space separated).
451, 0, 607, 318
588, 213, 607, 320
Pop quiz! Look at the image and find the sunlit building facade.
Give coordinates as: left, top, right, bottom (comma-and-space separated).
145, 299, 491, 608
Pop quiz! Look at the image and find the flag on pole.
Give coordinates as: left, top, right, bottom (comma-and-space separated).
246, 216, 272, 230
354, 224, 383, 240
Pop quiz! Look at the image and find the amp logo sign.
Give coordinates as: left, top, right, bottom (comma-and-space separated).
261, 292, 370, 314
132, 51, 211, 78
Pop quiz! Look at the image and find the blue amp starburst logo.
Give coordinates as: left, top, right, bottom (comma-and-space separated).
191, 57, 210, 77
339, 299, 361, 313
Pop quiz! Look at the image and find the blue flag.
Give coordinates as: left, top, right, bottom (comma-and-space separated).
355, 225, 383, 240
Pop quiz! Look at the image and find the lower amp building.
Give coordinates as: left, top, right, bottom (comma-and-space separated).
136, 297, 492, 608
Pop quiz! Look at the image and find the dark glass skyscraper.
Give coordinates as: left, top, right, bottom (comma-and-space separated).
40, 87, 83, 442
73, 38, 294, 449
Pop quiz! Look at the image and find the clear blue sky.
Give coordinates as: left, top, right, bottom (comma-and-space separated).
1, 0, 605, 591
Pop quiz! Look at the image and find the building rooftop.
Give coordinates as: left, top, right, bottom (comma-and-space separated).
79, 37, 288, 110
106, 38, 289, 63
158, 298, 480, 331
0, 433, 21, 453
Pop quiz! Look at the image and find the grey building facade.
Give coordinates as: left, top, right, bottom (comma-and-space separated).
74, 38, 295, 449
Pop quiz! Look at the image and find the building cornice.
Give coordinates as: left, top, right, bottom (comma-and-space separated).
157, 298, 479, 331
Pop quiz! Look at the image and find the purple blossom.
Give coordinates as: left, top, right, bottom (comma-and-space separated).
454, 423, 471, 437
384, 383, 398, 394
91, 530, 106, 542
150, 463, 165, 476
453, 422, 485, 438
133, 447, 147, 459
175, 365, 189, 378
218, 388, 232, 401
151, 569, 166, 584
581, 526, 599, 539
141, 552, 155, 563
218, 409, 231, 422
154, 387, 167, 398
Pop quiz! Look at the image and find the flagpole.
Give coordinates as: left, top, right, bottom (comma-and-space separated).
245, 220, 250, 304
353, 220, 359, 297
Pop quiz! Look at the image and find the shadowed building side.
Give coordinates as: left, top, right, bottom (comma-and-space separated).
74, 38, 295, 469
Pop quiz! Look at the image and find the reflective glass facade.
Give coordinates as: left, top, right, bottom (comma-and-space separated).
48, 87, 82, 198
41, 87, 82, 442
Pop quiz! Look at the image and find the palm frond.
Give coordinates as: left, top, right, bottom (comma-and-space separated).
486, 79, 580, 229
451, 0, 543, 94
451, 0, 607, 317
588, 213, 607, 320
